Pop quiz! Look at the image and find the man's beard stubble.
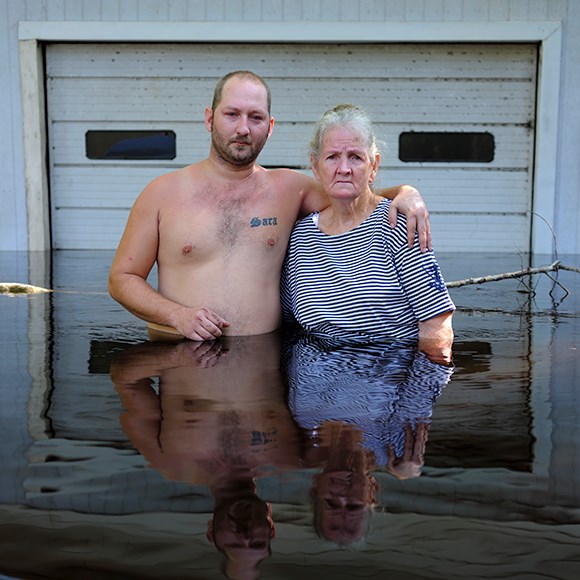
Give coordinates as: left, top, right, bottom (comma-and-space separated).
211, 126, 269, 167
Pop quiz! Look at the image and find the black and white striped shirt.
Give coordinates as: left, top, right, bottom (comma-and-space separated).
281, 199, 455, 342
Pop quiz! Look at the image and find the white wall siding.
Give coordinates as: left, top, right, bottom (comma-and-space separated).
0, 0, 578, 254
0, 0, 27, 253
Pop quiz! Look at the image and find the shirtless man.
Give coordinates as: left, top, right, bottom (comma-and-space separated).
109, 70, 431, 341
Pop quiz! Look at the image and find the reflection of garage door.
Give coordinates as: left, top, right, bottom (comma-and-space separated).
46, 42, 537, 251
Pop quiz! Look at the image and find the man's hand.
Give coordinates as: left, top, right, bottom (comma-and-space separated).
387, 185, 432, 252
174, 306, 230, 341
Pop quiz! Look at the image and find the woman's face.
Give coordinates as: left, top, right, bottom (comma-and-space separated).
312, 126, 379, 201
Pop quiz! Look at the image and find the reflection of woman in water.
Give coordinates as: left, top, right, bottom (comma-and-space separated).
282, 332, 454, 546
110, 332, 300, 580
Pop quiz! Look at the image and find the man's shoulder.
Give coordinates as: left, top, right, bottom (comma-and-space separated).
262, 167, 315, 194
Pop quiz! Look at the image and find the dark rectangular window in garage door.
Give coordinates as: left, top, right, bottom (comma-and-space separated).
399, 132, 495, 162
85, 130, 176, 160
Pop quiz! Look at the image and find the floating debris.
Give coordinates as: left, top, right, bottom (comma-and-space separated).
0, 282, 52, 295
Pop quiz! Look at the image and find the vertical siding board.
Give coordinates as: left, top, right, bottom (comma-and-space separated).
488, 0, 510, 20
339, 0, 359, 20
359, 0, 386, 21
118, 0, 139, 20
0, 0, 26, 250
243, 0, 264, 20
24, 0, 47, 20
63, 0, 83, 20
79, 0, 101, 20
321, 0, 340, 20
135, 0, 170, 20
185, 0, 206, 20
302, 0, 322, 20
462, 0, 490, 20
167, 0, 188, 20
99, 0, 122, 21
46, 0, 65, 20
206, 0, 225, 20
282, 0, 302, 20
527, 0, 549, 20
404, 0, 425, 21
423, 0, 445, 20
262, 0, 282, 20
223, 1, 243, 20
385, 0, 405, 20
508, 0, 530, 20
547, 0, 567, 20
442, 0, 463, 20
554, 0, 579, 252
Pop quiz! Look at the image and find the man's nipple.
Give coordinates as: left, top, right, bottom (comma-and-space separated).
267, 238, 276, 247
182, 244, 193, 255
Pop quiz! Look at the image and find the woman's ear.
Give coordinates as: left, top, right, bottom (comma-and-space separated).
369, 153, 381, 184
310, 155, 320, 180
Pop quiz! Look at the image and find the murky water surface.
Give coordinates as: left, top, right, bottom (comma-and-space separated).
1, 251, 580, 580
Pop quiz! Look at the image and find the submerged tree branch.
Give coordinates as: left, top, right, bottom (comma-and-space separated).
445, 260, 580, 288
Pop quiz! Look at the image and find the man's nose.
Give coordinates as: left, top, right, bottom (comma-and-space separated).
236, 116, 250, 135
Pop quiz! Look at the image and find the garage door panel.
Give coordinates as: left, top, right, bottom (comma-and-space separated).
47, 43, 536, 81
51, 166, 529, 216
52, 208, 131, 250
51, 122, 533, 170
51, 167, 162, 208
430, 214, 530, 254
48, 77, 534, 125
381, 168, 531, 213
50, 208, 530, 253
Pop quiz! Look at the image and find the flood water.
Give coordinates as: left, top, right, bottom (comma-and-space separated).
1, 250, 580, 580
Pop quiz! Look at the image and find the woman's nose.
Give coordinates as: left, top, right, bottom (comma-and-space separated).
337, 157, 351, 173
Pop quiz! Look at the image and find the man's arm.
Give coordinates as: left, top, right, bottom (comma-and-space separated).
296, 172, 432, 252
108, 179, 229, 341
380, 185, 432, 252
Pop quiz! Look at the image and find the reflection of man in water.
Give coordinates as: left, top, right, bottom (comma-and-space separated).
283, 333, 454, 545
110, 332, 300, 579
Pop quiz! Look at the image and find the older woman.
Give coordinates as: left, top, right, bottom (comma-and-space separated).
281, 104, 455, 356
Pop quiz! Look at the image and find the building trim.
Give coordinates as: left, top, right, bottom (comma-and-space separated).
18, 20, 562, 253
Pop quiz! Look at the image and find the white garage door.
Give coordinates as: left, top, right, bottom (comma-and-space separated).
46, 43, 537, 251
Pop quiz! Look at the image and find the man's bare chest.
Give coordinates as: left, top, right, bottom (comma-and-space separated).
158, 192, 295, 261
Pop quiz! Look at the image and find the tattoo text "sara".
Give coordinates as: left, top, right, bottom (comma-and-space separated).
250, 217, 278, 228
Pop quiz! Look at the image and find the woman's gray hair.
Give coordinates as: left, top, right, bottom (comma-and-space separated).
309, 104, 379, 163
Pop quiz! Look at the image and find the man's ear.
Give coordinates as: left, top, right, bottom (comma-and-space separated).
204, 107, 213, 133
267, 116, 275, 138
206, 519, 215, 544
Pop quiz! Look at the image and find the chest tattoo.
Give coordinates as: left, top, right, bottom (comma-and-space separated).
250, 216, 278, 227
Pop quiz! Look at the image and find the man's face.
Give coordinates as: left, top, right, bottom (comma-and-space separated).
207, 495, 275, 578
207, 78, 274, 167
